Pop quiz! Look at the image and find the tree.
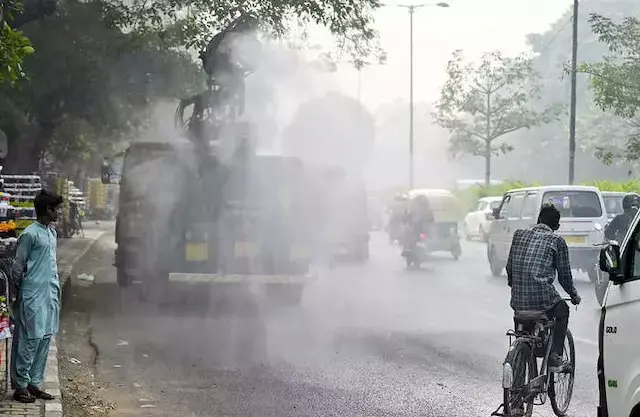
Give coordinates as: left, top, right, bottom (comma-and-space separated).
2, 0, 384, 175
104, 0, 383, 67
281, 92, 375, 173
579, 13, 640, 164
0, 0, 35, 86
0, 0, 204, 174
433, 50, 558, 186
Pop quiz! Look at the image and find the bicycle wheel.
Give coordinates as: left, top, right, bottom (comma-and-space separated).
549, 329, 575, 416
503, 339, 536, 417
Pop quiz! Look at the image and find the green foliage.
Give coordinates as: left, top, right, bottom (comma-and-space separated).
580, 13, 640, 163
0, 0, 35, 85
0, 0, 204, 173
104, 0, 383, 68
581, 179, 640, 193
581, 14, 640, 119
455, 180, 541, 213
433, 50, 559, 185
281, 92, 375, 170
458, 179, 640, 212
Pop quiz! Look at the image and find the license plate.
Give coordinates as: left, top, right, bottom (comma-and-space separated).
185, 243, 208, 261
563, 235, 586, 245
234, 242, 259, 257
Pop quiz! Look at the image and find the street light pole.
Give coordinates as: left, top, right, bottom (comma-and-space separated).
568, 0, 579, 184
391, 2, 449, 189
409, 5, 416, 189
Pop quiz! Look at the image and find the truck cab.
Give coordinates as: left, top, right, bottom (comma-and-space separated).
598, 209, 640, 417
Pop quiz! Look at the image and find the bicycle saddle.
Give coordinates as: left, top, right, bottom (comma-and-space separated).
514, 310, 549, 323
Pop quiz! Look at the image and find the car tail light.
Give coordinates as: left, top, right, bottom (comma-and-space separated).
419, 233, 427, 240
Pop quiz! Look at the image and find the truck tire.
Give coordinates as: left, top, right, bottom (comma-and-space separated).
116, 266, 133, 287
355, 243, 369, 262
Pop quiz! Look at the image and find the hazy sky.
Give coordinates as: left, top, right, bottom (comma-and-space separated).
329, 0, 574, 111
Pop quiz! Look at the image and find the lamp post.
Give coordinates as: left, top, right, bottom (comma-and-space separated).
384, 2, 449, 189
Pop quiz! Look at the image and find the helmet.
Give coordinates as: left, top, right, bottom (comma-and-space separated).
622, 193, 640, 211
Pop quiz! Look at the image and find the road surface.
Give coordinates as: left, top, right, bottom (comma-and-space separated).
62, 231, 600, 417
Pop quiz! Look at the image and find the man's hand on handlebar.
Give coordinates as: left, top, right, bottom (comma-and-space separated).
570, 294, 581, 305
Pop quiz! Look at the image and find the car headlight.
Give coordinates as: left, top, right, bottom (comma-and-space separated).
594, 222, 603, 232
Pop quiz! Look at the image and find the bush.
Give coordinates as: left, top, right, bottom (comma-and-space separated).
581, 180, 640, 193
456, 179, 640, 214
456, 180, 541, 213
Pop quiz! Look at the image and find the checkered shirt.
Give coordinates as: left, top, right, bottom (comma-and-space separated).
506, 224, 578, 311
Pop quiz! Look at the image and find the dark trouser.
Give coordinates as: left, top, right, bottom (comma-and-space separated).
547, 300, 570, 357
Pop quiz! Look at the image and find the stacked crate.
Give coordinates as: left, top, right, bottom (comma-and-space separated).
1, 174, 42, 234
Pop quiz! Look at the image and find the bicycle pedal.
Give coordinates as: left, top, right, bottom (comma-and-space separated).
529, 375, 546, 391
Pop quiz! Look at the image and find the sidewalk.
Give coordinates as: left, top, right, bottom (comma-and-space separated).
0, 223, 109, 417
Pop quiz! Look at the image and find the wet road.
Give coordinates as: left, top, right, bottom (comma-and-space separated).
68, 231, 600, 417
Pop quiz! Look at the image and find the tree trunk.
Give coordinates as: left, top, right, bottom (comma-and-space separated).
485, 92, 492, 187
3, 122, 51, 175
485, 142, 491, 187
3, 127, 40, 174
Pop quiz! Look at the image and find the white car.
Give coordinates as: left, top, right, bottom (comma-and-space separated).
597, 209, 640, 417
487, 185, 607, 282
463, 196, 502, 241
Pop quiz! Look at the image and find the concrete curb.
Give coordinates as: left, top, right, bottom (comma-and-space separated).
44, 231, 107, 417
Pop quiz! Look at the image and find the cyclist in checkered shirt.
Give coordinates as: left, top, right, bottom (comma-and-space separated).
506, 203, 581, 372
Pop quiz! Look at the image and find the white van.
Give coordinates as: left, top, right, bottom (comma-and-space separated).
597, 210, 640, 417
487, 185, 607, 281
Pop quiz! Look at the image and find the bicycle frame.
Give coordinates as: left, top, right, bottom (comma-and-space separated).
493, 319, 557, 417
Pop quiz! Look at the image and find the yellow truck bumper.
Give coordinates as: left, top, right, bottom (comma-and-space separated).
168, 273, 315, 284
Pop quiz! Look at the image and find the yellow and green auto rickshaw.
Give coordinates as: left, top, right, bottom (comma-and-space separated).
407, 189, 463, 259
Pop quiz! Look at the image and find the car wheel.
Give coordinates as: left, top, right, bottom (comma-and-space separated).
480, 225, 489, 242
488, 247, 503, 277
451, 244, 462, 260
464, 224, 472, 241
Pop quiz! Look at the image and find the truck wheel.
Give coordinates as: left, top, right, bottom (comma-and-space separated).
355, 244, 369, 262
116, 267, 133, 287
140, 269, 169, 305
451, 244, 462, 260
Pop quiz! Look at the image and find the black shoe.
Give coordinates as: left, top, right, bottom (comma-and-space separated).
27, 385, 55, 400
13, 388, 35, 403
548, 353, 572, 373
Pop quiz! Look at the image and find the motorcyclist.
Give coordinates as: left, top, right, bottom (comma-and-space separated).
387, 194, 407, 243
605, 193, 640, 243
402, 195, 435, 254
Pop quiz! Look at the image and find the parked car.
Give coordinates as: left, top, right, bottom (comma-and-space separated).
463, 196, 502, 241
487, 185, 607, 282
597, 210, 640, 417
602, 191, 626, 223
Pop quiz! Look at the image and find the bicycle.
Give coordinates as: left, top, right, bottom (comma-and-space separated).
491, 298, 576, 417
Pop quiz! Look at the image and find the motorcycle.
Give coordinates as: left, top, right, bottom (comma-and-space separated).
402, 232, 428, 269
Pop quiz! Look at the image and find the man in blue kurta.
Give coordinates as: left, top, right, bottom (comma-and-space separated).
11, 190, 62, 403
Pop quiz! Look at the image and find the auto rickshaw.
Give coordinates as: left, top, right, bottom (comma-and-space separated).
406, 189, 462, 259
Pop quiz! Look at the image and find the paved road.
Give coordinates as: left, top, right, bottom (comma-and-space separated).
67, 231, 601, 417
